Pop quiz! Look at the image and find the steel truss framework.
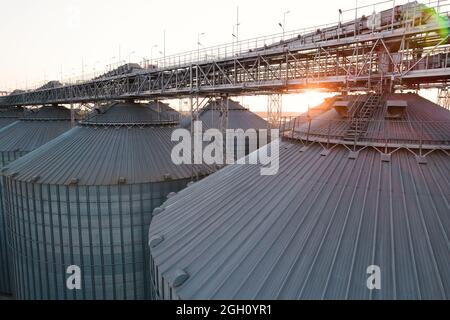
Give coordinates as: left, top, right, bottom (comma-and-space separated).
267, 94, 282, 129
438, 87, 450, 109
2, 16, 450, 107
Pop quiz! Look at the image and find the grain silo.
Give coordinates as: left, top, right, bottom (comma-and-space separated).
0, 107, 23, 131
0, 105, 77, 296
148, 101, 180, 120
2, 101, 212, 300
148, 93, 450, 300
199, 99, 267, 161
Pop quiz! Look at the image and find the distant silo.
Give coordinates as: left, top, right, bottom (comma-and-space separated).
2, 102, 212, 299
199, 99, 268, 161
148, 101, 180, 120
149, 93, 450, 300
0, 107, 23, 131
0, 105, 77, 296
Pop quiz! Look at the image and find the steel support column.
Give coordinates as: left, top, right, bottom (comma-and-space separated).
267, 94, 283, 129
438, 87, 450, 110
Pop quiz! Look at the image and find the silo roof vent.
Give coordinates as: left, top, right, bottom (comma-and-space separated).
333, 100, 351, 117
30, 175, 40, 183
167, 192, 177, 199
68, 178, 79, 185
385, 100, 407, 119
172, 269, 189, 288
149, 234, 164, 248
152, 207, 165, 217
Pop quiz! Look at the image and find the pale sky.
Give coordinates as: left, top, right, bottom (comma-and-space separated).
0, 0, 435, 111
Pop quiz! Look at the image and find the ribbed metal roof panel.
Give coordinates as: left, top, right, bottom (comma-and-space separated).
200, 100, 267, 130
0, 106, 75, 154
3, 102, 213, 185
22, 105, 76, 120
0, 119, 18, 131
150, 102, 180, 119
149, 142, 450, 300
2, 102, 209, 300
0, 108, 23, 130
0, 120, 73, 153
3, 125, 213, 185
84, 102, 177, 124
290, 93, 450, 144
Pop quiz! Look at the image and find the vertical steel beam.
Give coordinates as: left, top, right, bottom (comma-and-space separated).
267, 93, 283, 130
437, 87, 450, 110
70, 103, 75, 127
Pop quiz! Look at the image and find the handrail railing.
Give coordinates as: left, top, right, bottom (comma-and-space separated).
280, 115, 450, 148
4, 0, 450, 93
150, 0, 450, 69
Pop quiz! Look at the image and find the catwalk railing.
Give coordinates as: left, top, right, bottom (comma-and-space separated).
2, 0, 450, 106
280, 115, 450, 149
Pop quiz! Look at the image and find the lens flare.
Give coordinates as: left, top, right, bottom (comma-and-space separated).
423, 6, 450, 40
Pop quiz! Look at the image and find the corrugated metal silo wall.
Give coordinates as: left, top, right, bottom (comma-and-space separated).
0, 151, 26, 295
3, 178, 190, 299
0, 119, 74, 295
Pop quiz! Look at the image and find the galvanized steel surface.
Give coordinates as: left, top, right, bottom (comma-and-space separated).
285, 94, 450, 146
199, 100, 268, 161
2, 102, 211, 185
3, 102, 212, 299
149, 141, 450, 299
0, 121, 74, 167
0, 106, 75, 165
2, 125, 212, 185
83, 102, 177, 125
0, 108, 23, 130
22, 106, 76, 120
0, 106, 75, 295
200, 100, 267, 130
4, 178, 190, 299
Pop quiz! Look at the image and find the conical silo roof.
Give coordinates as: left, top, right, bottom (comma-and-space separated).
86, 101, 179, 124
0, 105, 77, 162
3, 102, 212, 185
286, 93, 450, 147
148, 93, 450, 300
0, 107, 23, 130
199, 99, 267, 130
148, 101, 180, 120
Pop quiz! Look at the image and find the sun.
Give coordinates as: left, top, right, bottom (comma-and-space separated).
284, 90, 334, 114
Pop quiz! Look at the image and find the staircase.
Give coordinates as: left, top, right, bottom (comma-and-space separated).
344, 93, 382, 141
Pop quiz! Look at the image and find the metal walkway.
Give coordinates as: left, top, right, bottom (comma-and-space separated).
1, 1, 450, 107
344, 94, 383, 141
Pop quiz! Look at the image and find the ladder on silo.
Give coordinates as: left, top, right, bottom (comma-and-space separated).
344, 93, 382, 141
